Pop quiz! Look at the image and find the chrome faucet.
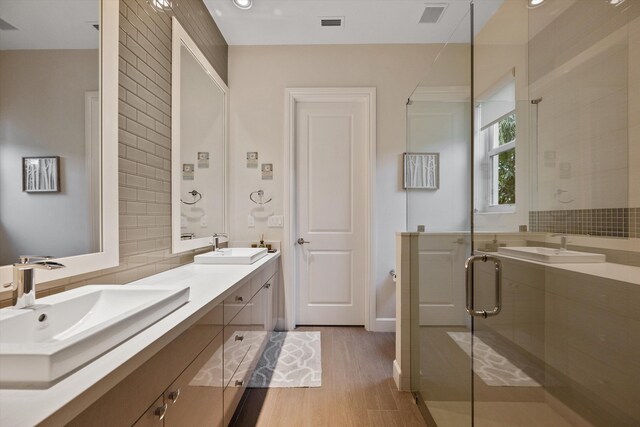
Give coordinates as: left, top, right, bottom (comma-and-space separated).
6, 256, 65, 308
551, 234, 569, 250
211, 234, 228, 252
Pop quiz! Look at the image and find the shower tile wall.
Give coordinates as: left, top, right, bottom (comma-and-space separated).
528, 1, 640, 215
529, 207, 640, 238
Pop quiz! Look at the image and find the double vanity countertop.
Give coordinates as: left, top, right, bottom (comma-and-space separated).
486, 251, 640, 286
0, 252, 280, 427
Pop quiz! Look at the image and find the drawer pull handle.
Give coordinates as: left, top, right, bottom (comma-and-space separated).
155, 403, 168, 420
168, 389, 180, 403
265, 283, 271, 289
235, 296, 244, 302
235, 380, 244, 387
235, 335, 244, 342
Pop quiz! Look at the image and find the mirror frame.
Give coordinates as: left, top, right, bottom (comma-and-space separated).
171, 17, 229, 254
0, 0, 119, 288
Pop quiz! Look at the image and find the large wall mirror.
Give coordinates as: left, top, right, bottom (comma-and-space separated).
171, 17, 228, 254
0, 0, 118, 287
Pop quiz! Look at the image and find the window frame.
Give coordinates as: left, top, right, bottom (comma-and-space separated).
482, 111, 516, 213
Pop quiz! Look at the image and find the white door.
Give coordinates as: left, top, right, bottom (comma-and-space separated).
295, 95, 370, 325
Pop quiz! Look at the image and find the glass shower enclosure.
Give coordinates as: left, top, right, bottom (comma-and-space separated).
407, 1, 639, 426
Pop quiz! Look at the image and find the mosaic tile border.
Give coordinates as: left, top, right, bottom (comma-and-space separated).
529, 208, 640, 238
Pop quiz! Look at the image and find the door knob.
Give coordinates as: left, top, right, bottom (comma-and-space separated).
297, 238, 310, 245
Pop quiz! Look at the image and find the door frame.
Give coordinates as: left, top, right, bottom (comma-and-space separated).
283, 87, 376, 331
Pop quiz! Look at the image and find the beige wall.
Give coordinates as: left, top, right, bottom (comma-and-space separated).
228, 44, 443, 321
0, 50, 99, 265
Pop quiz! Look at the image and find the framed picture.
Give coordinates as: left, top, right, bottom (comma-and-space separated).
22, 156, 60, 193
403, 152, 439, 190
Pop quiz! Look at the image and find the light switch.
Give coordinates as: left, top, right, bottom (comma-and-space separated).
267, 215, 284, 228
247, 215, 255, 227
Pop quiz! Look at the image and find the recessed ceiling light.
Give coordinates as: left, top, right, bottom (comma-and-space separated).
527, 0, 545, 8
609, 0, 626, 5
233, 0, 252, 10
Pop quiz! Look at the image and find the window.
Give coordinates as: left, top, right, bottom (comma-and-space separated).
487, 113, 516, 206
475, 75, 516, 213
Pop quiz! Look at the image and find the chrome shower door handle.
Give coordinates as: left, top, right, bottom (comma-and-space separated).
464, 254, 502, 318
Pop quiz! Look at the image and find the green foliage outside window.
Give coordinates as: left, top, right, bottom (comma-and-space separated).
498, 114, 516, 204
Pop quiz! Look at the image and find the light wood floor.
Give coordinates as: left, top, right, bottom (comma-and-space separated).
230, 326, 427, 427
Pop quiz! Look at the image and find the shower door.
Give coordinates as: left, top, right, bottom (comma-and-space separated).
469, 0, 637, 426
410, 0, 638, 426
407, 5, 474, 425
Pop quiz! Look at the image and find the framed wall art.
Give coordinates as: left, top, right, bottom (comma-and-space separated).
22, 156, 61, 193
403, 152, 439, 190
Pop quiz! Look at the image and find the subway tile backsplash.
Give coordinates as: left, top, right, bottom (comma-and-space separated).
529, 208, 640, 238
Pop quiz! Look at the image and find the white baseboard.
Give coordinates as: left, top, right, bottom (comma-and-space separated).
393, 359, 411, 391
371, 317, 396, 332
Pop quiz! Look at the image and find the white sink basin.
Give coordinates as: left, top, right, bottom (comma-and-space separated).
0, 284, 189, 388
497, 247, 606, 264
194, 247, 268, 265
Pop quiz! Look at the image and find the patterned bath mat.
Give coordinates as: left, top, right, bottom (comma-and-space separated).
248, 331, 322, 388
447, 331, 541, 387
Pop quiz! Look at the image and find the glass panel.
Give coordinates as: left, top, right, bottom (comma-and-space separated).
407, 4, 473, 425
472, 1, 638, 427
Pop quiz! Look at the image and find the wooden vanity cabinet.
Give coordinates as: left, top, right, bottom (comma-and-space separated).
163, 332, 224, 427
67, 260, 278, 427
68, 302, 224, 427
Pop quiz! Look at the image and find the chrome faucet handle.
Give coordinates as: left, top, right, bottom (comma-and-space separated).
10, 257, 64, 309
15, 256, 65, 269
30, 261, 66, 270
211, 233, 228, 252
16, 255, 53, 265
549, 234, 569, 249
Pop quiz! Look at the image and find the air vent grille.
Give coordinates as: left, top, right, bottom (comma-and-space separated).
0, 18, 18, 31
320, 17, 344, 28
419, 5, 447, 24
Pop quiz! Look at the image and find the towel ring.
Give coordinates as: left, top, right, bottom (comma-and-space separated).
181, 189, 202, 205
250, 190, 272, 205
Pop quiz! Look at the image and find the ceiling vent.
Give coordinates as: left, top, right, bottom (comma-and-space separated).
419, 4, 447, 24
0, 18, 18, 31
320, 17, 344, 28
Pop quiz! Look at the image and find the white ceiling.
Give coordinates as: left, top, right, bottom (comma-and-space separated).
0, 0, 99, 50
204, 0, 504, 45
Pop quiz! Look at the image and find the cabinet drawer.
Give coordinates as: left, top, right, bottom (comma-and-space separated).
249, 265, 276, 298
223, 325, 252, 388
223, 352, 253, 426
224, 279, 252, 324
164, 332, 224, 427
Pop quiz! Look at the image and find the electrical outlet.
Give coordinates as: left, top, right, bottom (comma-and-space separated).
247, 215, 255, 227
267, 215, 284, 228
200, 215, 208, 227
